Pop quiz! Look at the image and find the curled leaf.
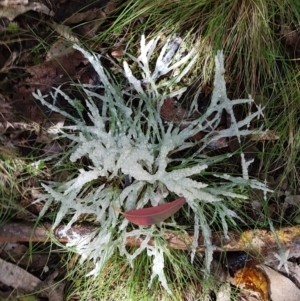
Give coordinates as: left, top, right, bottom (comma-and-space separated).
117, 197, 186, 226
231, 266, 270, 301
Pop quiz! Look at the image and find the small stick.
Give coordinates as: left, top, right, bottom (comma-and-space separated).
1, 221, 299, 263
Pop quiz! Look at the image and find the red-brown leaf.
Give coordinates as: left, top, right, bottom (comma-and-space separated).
120, 197, 186, 226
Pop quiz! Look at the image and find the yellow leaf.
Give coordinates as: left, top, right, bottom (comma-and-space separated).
233, 266, 269, 301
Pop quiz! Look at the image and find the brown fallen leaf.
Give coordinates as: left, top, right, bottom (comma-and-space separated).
114, 197, 186, 226
281, 25, 300, 55
160, 97, 198, 123
110, 48, 124, 58
160, 97, 204, 141
258, 264, 300, 301
12, 49, 89, 121
0, 258, 41, 292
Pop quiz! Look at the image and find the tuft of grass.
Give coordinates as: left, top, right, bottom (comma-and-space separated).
259, 67, 300, 196
64, 249, 214, 301
0, 154, 36, 224
101, 0, 299, 93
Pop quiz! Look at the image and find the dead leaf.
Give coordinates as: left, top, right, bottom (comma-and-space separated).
258, 264, 300, 301
61, 8, 106, 25
0, 242, 48, 271
42, 140, 62, 156
231, 266, 269, 301
0, 257, 65, 301
161, 97, 197, 123
160, 97, 204, 141
250, 130, 279, 141
46, 39, 75, 61
110, 48, 124, 58
0, 0, 28, 7
52, 0, 116, 39
37, 270, 65, 301
0, 2, 54, 21
0, 258, 41, 292
281, 25, 300, 55
50, 23, 80, 44
284, 262, 300, 287
116, 197, 186, 225
13, 49, 88, 120
54, 0, 111, 23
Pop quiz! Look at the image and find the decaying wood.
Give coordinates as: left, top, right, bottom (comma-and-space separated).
0, 222, 96, 243
1, 222, 300, 263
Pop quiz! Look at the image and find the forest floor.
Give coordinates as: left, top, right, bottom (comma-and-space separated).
1, 1, 300, 301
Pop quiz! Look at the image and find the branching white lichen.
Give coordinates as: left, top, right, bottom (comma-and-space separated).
33, 35, 269, 294
274, 247, 290, 274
